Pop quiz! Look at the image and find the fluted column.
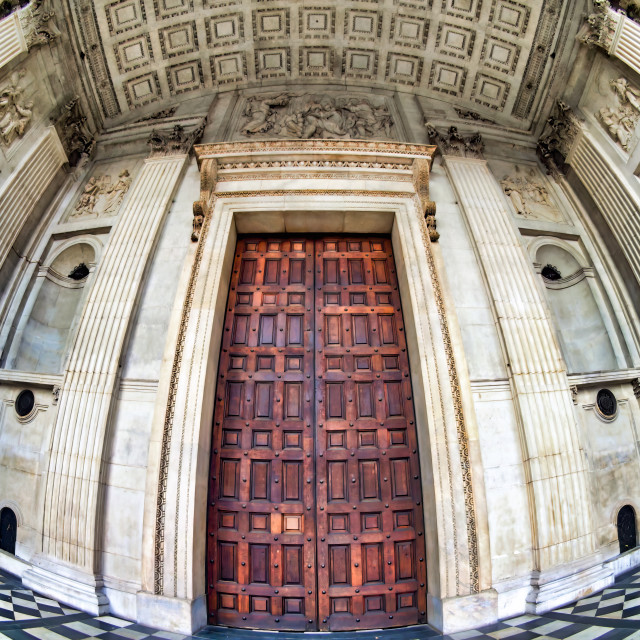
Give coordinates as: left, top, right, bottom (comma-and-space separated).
0, 127, 67, 271
24, 143, 192, 613
444, 156, 594, 572
568, 132, 640, 286
0, 12, 27, 69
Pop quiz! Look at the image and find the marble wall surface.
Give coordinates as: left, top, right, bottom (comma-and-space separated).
0, 73, 640, 637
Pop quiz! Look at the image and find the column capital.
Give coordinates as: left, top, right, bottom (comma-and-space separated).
578, 1, 617, 49
147, 117, 207, 158
537, 101, 584, 176
425, 123, 484, 159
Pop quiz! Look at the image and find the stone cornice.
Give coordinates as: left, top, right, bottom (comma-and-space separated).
194, 139, 437, 164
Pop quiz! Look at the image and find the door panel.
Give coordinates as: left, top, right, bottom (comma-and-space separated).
315, 238, 427, 631
208, 238, 316, 630
207, 236, 427, 631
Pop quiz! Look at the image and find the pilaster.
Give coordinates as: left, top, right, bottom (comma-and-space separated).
432, 127, 599, 611
23, 123, 204, 615
0, 127, 67, 271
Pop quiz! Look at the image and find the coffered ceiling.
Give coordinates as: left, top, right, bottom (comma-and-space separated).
71, 0, 583, 130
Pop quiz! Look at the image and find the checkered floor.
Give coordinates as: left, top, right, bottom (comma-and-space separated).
4, 569, 640, 640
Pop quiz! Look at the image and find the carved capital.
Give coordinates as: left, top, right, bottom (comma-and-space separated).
632, 378, 640, 399
425, 123, 484, 158
537, 101, 583, 175
52, 97, 96, 168
148, 117, 207, 158
578, 1, 616, 48
19, 0, 61, 50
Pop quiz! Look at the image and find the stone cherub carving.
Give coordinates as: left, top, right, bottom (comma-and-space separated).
0, 70, 33, 146
239, 93, 394, 140
72, 170, 132, 217
597, 77, 640, 152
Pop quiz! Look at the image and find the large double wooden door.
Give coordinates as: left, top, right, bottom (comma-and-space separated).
207, 236, 427, 631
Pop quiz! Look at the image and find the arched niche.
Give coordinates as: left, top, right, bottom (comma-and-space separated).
531, 239, 620, 374
11, 240, 98, 373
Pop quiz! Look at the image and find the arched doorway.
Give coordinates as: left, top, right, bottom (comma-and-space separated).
206, 236, 427, 631
0, 507, 17, 554
618, 505, 637, 553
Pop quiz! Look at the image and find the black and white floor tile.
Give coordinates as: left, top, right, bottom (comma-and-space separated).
4, 568, 640, 640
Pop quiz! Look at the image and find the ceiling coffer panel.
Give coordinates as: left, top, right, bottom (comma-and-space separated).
73, 0, 565, 126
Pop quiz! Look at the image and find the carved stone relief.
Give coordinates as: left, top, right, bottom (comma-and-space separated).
70, 169, 132, 218
0, 70, 33, 147
235, 93, 395, 141
499, 166, 564, 223
597, 77, 640, 152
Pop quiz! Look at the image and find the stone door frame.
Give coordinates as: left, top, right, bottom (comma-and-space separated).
137, 141, 492, 635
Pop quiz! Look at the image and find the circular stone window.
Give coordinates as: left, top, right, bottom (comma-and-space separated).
596, 388, 617, 420
15, 390, 35, 418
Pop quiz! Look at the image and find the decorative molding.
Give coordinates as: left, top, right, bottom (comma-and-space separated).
511, 0, 562, 120
454, 108, 496, 124
196, 139, 435, 158
425, 123, 484, 158
147, 118, 206, 157
154, 191, 215, 596
414, 198, 478, 593
75, 0, 120, 118
0, 370, 63, 388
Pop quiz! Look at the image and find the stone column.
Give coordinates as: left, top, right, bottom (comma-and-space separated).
23, 123, 204, 614
0, 127, 67, 271
580, 3, 640, 77
428, 125, 600, 611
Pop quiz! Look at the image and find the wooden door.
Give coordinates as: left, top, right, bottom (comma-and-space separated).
207, 236, 427, 631
315, 238, 427, 630
207, 238, 317, 630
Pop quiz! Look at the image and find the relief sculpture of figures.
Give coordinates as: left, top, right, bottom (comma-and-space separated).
71, 170, 132, 218
0, 70, 33, 146
239, 93, 394, 140
597, 77, 640, 152
500, 166, 562, 223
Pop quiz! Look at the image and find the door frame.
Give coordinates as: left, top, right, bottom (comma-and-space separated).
138, 144, 492, 635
